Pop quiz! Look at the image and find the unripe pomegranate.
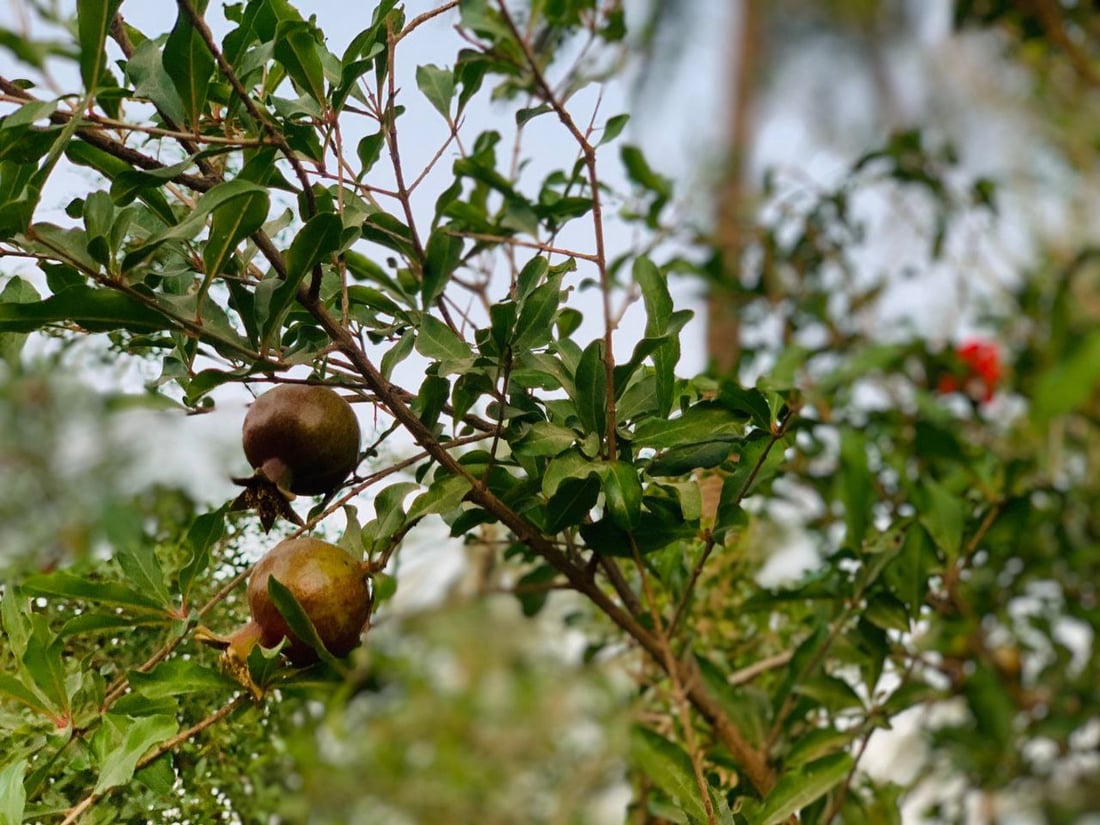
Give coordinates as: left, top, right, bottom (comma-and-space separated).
242, 384, 361, 495
231, 384, 361, 530
221, 537, 372, 667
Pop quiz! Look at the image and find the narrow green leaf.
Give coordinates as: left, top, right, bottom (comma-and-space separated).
599, 113, 629, 145
754, 753, 854, 825
574, 339, 607, 439
128, 661, 237, 698
125, 38, 186, 126
631, 726, 709, 823
407, 475, 472, 521
366, 482, 417, 548
647, 440, 732, 477
634, 257, 679, 416
545, 473, 601, 533
516, 103, 551, 126
0, 673, 54, 717
203, 190, 269, 279
356, 132, 385, 174
422, 230, 463, 307
21, 618, 68, 718
286, 212, 343, 284
0, 759, 27, 825
839, 429, 871, 550
76, 0, 122, 93
1032, 330, 1100, 422
414, 314, 474, 362
274, 20, 327, 105
21, 570, 169, 613
93, 715, 178, 794
114, 543, 173, 612
179, 504, 228, 601
123, 179, 270, 269
0, 276, 40, 366
604, 461, 642, 530
0, 591, 29, 658
163, 3, 216, 130
512, 421, 578, 458
634, 404, 745, 450
513, 274, 561, 351
266, 576, 341, 668
918, 478, 963, 562
416, 64, 455, 119
380, 328, 416, 381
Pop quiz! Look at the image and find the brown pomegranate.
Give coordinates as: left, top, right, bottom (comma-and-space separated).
225, 537, 372, 666
242, 383, 361, 496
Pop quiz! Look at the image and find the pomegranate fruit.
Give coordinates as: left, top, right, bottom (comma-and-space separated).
242, 383, 361, 495
217, 537, 372, 668
231, 383, 361, 530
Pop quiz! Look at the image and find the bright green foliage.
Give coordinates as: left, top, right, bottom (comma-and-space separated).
0, 2, 1098, 824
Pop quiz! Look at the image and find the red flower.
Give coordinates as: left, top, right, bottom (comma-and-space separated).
937, 339, 1002, 403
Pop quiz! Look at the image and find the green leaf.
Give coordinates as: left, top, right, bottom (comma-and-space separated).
634, 257, 680, 416
286, 212, 343, 285
266, 576, 341, 667
407, 475, 473, 520
21, 618, 69, 718
1032, 330, 1100, 422
545, 473, 601, 533
515, 564, 557, 617
274, 20, 327, 105
513, 274, 561, 351
0, 591, 29, 658
414, 314, 474, 362
753, 753, 854, 825
839, 429, 871, 550
356, 132, 385, 174
794, 674, 865, 712
0, 759, 26, 825
422, 230, 464, 307
21, 570, 169, 614
128, 661, 237, 698
864, 592, 911, 633
513, 421, 577, 458
76, 0, 122, 93
717, 430, 784, 513
203, 189, 269, 279
125, 38, 186, 126
648, 441, 732, 477
516, 103, 551, 126
380, 328, 416, 381
918, 478, 963, 562
94, 715, 178, 794
114, 542, 173, 612
123, 179, 270, 269
634, 404, 745, 450
0, 673, 54, 717
604, 461, 642, 530
416, 64, 455, 119
179, 504, 228, 601
574, 339, 607, 439
600, 113, 630, 145
717, 382, 773, 431
631, 726, 709, 823
258, 212, 343, 346
364, 482, 418, 553
0, 276, 40, 366
164, 3, 216, 130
